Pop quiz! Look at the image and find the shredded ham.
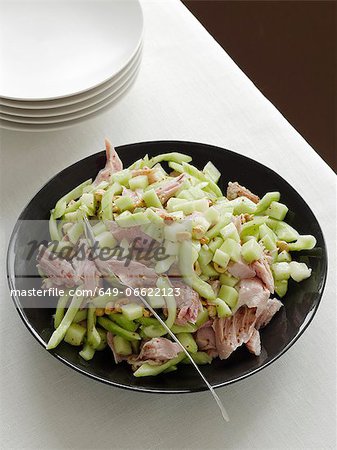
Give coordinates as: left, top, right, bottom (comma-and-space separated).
37, 246, 76, 287
93, 138, 123, 186
155, 174, 185, 204
226, 181, 260, 204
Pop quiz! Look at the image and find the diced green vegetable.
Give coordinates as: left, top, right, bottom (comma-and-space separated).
115, 211, 150, 227
181, 352, 212, 365
190, 274, 216, 301
79, 343, 96, 361
67, 222, 84, 244
203, 161, 221, 183
212, 249, 230, 269
171, 323, 198, 333
230, 197, 257, 214
64, 323, 86, 346
113, 335, 132, 355
273, 221, 299, 242
177, 333, 198, 353
211, 298, 232, 318
289, 262, 312, 282
206, 214, 232, 240
157, 277, 177, 329
147, 152, 192, 168
115, 195, 134, 212
259, 234, 277, 251
220, 222, 240, 242
49, 212, 62, 241
219, 238, 241, 262
54, 291, 71, 329
218, 285, 239, 309
274, 279, 288, 298
80, 192, 96, 216
141, 325, 167, 338
182, 162, 222, 197
255, 192, 281, 215
109, 313, 139, 332
265, 201, 288, 220
219, 273, 239, 287
87, 306, 101, 349
96, 328, 107, 350
121, 303, 144, 321
195, 308, 209, 327
208, 237, 224, 253
155, 256, 176, 274
272, 262, 291, 281
54, 179, 92, 218
101, 183, 122, 220
142, 189, 162, 208
129, 175, 149, 190
277, 250, 292, 262
241, 239, 263, 263
287, 235, 316, 251
134, 352, 185, 377
95, 230, 116, 249
72, 309, 87, 323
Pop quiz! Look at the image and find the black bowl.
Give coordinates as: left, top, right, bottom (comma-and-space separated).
7, 141, 327, 393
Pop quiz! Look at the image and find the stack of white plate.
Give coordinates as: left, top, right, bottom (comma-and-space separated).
0, 0, 143, 131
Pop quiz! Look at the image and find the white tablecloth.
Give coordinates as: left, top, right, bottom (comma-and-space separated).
0, 1, 335, 448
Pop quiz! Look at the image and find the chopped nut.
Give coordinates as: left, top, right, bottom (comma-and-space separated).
95, 308, 105, 317
94, 189, 106, 201
213, 262, 227, 273
143, 309, 151, 318
277, 240, 289, 252
242, 213, 254, 223
207, 305, 217, 318
104, 302, 115, 315
199, 236, 209, 245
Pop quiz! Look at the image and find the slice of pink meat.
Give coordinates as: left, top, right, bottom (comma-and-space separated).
255, 298, 283, 330
251, 255, 274, 293
138, 337, 181, 362
236, 277, 270, 312
245, 328, 261, 356
195, 322, 218, 358
93, 138, 123, 186
155, 173, 186, 204
227, 259, 256, 279
212, 306, 257, 359
173, 282, 202, 325
37, 246, 76, 287
226, 181, 260, 204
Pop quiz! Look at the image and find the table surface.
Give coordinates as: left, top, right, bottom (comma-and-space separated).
0, 1, 335, 449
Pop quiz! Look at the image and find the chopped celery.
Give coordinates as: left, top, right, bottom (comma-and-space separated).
171, 323, 198, 333
241, 239, 263, 263
287, 235, 316, 251
142, 189, 162, 208
96, 328, 107, 350
230, 197, 257, 214
97, 317, 141, 341
115, 211, 150, 227
115, 195, 134, 212
134, 353, 185, 377
47, 293, 84, 349
54, 291, 71, 329
204, 206, 220, 225
111, 169, 132, 186
218, 285, 239, 309
80, 192, 96, 215
170, 198, 209, 215
259, 234, 277, 251
259, 223, 277, 241
49, 212, 61, 241
95, 230, 116, 249
192, 215, 211, 239
206, 213, 232, 240
181, 162, 222, 197
157, 277, 177, 329
181, 352, 212, 365
199, 261, 219, 277
255, 191, 281, 215
177, 333, 198, 353
190, 274, 216, 301
129, 175, 149, 190
109, 313, 139, 332
219, 238, 241, 262
64, 323, 86, 346
101, 183, 122, 220
168, 161, 184, 173
275, 279, 288, 298
148, 293, 166, 309
164, 240, 179, 256
203, 161, 221, 183
195, 308, 209, 327
142, 325, 167, 338
212, 249, 230, 269
208, 237, 224, 253
155, 255, 176, 274
113, 335, 132, 356
63, 210, 83, 222
272, 262, 291, 281
277, 250, 292, 262
273, 221, 299, 242
220, 222, 240, 242
54, 179, 92, 218
79, 343, 96, 361
147, 152, 192, 168
131, 340, 140, 354
219, 273, 239, 287
198, 245, 213, 266
121, 303, 144, 321
144, 208, 164, 225
212, 298, 232, 318
265, 201, 288, 220
92, 221, 106, 236
67, 222, 84, 244
72, 309, 87, 323
87, 307, 101, 349
163, 365, 178, 374
240, 216, 268, 239
289, 262, 312, 282
136, 317, 159, 327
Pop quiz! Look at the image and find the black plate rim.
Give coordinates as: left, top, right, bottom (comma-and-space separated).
6, 140, 328, 394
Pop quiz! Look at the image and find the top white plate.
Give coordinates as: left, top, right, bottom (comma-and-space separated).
0, 0, 143, 101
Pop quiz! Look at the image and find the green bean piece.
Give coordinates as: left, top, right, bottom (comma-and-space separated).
47, 293, 84, 350
87, 306, 101, 349
97, 317, 141, 341
133, 353, 185, 377
54, 291, 71, 329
